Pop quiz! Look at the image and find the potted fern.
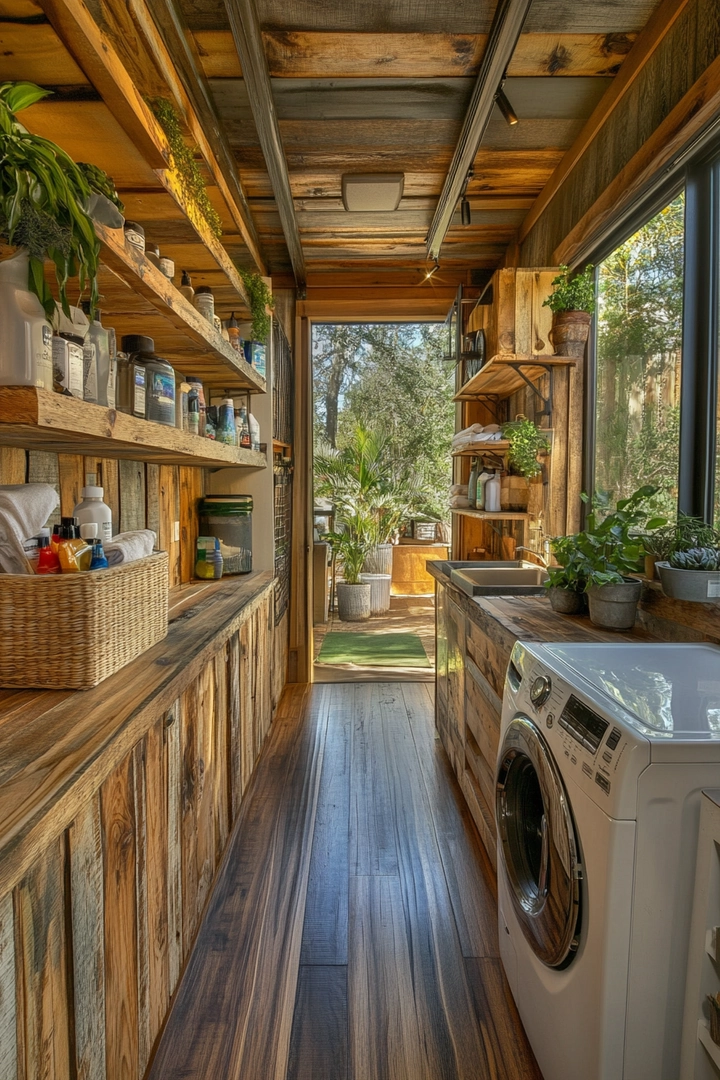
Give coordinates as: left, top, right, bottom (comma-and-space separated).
543, 264, 595, 359
501, 418, 550, 511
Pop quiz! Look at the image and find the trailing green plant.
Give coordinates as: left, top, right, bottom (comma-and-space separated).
565, 486, 666, 589
0, 81, 100, 318
501, 418, 550, 478
543, 264, 596, 315
76, 162, 124, 213
669, 547, 720, 571
545, 534, 588, 594
148, 97, 222, 239
238, 267, 274, 340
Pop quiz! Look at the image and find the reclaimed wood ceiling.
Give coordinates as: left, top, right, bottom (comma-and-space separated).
177, 0, 661, 284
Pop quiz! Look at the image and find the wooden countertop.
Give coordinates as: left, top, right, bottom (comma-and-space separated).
0, 571, 274, 892
427, 560, 654, 644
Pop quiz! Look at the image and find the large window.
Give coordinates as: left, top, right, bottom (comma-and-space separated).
594, 194, 685, 516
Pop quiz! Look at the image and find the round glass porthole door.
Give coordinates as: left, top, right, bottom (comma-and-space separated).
496, 715, 582, 968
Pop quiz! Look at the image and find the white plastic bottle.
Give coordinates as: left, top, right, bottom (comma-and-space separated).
81, 303, 110, 405
484, 473, 501, 513
73, 485, 113, 543
0, 250, 53, 389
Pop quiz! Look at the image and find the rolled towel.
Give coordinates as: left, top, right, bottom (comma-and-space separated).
449, 497, 470, 508
105, 529, 157, 567
450, 484, 467, 495
0, 484, 59, 574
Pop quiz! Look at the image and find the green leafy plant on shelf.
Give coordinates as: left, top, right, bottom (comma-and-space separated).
0, 81, 100, 317
543, 264, 596, 314
237, 267, 274, 341
501, 418, 550, 477
148, 97, 222, 239
76, 162, 124, 213
574, 486, 666, 588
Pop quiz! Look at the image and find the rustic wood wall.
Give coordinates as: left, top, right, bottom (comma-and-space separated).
0, 446, 203, 588
0, 585, 279, 1080
520, 0, 720, 265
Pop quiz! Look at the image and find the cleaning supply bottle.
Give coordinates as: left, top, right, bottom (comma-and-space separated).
89, 535, 109, 570
467, 457, 479, 508
476, 469, 492, 510
179, 270, 194, 303
217, 398, 237, 445
73, 486, 113, 543
0, 249, 53, 389
484, 472, 501, 513
81, 303, 111, 406
78, 523, 97, 571
188, 387, 200, 435
36, 534, 61, 574
248, 412, 260, 451
227, 313, 242, 352
56, 519, 90, 573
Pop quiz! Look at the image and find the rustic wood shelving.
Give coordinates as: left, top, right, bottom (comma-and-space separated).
451, 440, 511, 457
450, 508, 531, 522
454, 354, 576, 402
0, 388, 267, 469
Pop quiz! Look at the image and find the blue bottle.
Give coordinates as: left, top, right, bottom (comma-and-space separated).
90, 538, 109, 570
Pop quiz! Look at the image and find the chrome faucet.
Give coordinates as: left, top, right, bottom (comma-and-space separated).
516, 546, 549, 569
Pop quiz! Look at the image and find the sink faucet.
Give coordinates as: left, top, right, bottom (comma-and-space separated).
516, 546, 549, 569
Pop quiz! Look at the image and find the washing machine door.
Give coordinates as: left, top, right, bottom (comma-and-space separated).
496, 714, 582, 968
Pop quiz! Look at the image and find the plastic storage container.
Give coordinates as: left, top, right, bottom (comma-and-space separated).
199, 494, 253, 574
122, 335, 175, 426
0, 250, 53, 389
73, 485, 113, 543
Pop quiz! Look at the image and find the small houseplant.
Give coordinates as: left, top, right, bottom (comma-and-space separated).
545, 534, 588, 615
331, 531, 372, 621
654, 515, 720, 602
572, 486, 664, 630
0, 80, 101, 318
238, 267, 274, 341
543, 264, 595, 359
501, 418, 550, 510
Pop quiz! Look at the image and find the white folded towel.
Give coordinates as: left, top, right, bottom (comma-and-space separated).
105, 529, 157, 567
0, 484, 59, 574
449, 497, 470, 508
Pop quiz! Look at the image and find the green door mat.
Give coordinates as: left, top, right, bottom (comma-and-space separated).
316, 631, 431, 668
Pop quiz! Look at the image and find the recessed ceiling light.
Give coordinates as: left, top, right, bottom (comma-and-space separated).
342, 174, 405, 212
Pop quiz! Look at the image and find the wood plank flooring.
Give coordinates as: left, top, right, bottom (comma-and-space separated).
147, 682, 542, 1080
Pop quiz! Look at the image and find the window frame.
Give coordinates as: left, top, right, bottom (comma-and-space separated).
583, 140, 720, 523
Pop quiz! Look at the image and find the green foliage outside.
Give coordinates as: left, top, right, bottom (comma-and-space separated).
313, 323, 453, 521
595, 194, 684, 517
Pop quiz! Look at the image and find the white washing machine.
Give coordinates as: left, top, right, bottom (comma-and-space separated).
496, 641, 720, 1080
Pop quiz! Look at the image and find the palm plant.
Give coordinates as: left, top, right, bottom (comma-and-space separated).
0, 81, 101, 318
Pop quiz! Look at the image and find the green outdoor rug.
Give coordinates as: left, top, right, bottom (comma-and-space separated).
316, 631, 431, 668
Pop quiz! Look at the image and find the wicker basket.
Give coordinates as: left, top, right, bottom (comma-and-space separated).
0, 552, 169, 689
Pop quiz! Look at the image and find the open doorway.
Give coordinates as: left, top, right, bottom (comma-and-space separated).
311, 322, 453, 681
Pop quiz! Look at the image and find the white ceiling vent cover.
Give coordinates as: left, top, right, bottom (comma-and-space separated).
342, 174, 405, 212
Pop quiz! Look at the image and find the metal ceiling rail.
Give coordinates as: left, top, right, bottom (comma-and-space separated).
223, 0, 308, 291
425, 0, 533, 261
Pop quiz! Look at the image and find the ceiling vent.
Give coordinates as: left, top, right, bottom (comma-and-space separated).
341, 174, 404, 212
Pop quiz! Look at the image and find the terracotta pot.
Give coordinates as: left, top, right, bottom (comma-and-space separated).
549, 310, 592, 358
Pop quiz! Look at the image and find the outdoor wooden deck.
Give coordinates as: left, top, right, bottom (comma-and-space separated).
147, 681, 541, 1079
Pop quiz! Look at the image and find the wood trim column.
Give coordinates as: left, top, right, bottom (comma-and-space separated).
289, 316, 313, 682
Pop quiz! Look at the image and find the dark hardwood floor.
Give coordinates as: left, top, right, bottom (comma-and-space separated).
148, 682, 542, 1080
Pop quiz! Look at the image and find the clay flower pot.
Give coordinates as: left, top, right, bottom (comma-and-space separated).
550, 310, 593, 358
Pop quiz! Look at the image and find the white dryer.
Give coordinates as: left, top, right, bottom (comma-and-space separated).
496, 641, 720, 1080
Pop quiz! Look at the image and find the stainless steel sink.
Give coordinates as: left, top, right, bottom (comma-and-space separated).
450, 563, 548, 596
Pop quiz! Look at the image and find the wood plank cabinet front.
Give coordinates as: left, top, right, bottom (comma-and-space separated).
0, 588, 278, 1080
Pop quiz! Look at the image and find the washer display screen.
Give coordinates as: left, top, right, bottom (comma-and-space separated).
559, 695, 609, 752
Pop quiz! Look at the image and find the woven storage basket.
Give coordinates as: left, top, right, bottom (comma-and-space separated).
0, 551, 168, 689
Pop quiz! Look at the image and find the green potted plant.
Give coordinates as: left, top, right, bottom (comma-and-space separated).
237, 267, 274, 341
545, 534, 588, 615
501, 418, 550, 511
653, 515, 720, 602
543, 264, 595, 359
0, 81, 101, 318
573, 486, 665, 630
330, 530, 373, 621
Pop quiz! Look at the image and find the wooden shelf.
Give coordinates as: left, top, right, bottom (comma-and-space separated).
273, 439, 292, 455
94, 224, 266, 395
450, 508, 531, 521
452, 441, 510, 457
698, 1019, 720, 1071
0, 388, 267, 469
454, 354, 576, 401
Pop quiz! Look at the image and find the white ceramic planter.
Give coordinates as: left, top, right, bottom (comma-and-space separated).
656, 562, 720, 603
359, 572, 392, 614
363, 543, 393, 575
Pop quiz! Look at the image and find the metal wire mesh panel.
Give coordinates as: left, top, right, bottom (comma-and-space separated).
273, 321, 293, 625
273, 462, 292, 624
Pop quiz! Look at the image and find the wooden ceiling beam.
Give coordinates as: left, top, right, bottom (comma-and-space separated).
518, 0, 690, 244
426, 0, 534, 260
222, 0, 306, 291
192, 30, 637, 80
128, 0, 267, 274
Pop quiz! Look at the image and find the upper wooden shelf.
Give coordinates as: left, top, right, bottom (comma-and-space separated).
95, 224, 266, 395
0, 388, 267, 469
450, 508, 531, 521
454, 355, 576, 401
452, 441, 511, 457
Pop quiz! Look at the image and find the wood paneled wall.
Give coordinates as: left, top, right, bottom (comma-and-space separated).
0, 588, 278, 1080
521, 0, 720, 265
0, 447, 204, 587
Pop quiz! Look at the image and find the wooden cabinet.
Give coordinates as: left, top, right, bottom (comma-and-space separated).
435, 581, 466, 774
0, 576, 280, 1080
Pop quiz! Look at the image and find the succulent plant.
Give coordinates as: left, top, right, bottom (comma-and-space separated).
668, 547, 720, 571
